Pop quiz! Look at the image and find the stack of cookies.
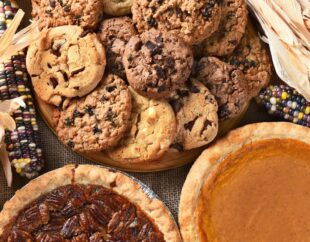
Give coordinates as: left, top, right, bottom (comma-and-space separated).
26, 0, 272, 164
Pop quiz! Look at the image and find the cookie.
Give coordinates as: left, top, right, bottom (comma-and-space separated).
55, 75, 132, 152
103, 0, 133, 16
26, 25, 106, 106
169, 79, 218, 151
108, 87, 177, 163
31, 0, 103, 29
123, 29, 193, 99
132, 0, 222, 45
223, 24, 272, 98
203, 0, 248, 56
98, 17, 137, 79
193, 57, 250, 120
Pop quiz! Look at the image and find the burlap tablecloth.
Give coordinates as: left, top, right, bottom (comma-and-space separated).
0, 0, 278, 220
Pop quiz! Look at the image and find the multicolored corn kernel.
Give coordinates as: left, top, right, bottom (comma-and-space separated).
257, 84, 310, 128
0, 0, 44, 178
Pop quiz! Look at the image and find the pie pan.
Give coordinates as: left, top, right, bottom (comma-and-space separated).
0, 164, 181, 241
179, 122, 310, 242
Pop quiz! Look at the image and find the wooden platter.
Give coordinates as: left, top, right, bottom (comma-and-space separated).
36, 96, 248, 172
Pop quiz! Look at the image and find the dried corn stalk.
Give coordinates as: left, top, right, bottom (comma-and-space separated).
246, 0, 310, 101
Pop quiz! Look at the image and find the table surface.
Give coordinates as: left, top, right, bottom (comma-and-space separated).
0, 0, 279, 221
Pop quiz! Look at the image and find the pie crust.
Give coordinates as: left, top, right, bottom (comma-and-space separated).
179, 122, 310, 242
0, 164, 181, 241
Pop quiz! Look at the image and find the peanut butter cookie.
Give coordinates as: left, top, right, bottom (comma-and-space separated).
27, 26, 106, 106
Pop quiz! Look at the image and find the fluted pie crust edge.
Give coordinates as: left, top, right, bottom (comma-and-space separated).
0, 164, 181, 242
179, 122, 310, 242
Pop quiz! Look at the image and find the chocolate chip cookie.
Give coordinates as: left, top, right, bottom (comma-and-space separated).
203, 0, 248, 56
31, 0, 103, 29
103, 0, 133, 16
55, 75, 132, 152
193, 57, 250, 120
98, 17, 137, 79
223, 24, 272, 98
27, 25, 106, 106
107, 87, 177, 163
123, 29, 193, 99
169, 79, 218, 150
132, 0, 222, 45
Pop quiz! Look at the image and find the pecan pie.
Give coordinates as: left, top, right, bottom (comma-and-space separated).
0, 165, 181, 241
179, 122, 310, 242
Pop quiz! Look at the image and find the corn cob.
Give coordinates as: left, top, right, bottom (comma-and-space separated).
257, 84, 310, 128
0, 0, 44, 178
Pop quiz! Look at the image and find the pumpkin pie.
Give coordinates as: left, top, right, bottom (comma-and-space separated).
0, 165, 181, 241
180, 122, 310, 242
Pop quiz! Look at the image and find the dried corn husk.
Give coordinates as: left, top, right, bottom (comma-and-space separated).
0, 9, 40, 62
0, 98, 25, 187
246, 0, 310, 101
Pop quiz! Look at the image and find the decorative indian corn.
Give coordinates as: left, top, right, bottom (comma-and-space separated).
0, 0, 44, 178
257, 84, 310, 127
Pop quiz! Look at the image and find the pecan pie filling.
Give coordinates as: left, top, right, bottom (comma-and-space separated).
2, 184, 165, 241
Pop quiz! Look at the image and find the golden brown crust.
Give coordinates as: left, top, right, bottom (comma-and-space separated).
179, 122, 310, 242
0, 165, 181, 242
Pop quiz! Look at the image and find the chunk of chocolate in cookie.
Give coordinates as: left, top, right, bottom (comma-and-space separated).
123, 29, 193, 99
55, 75, 132, 152
31, 0, 103, 29
98, 17, 137, 80
132, 0, 222, 45
194, 57, 250, 120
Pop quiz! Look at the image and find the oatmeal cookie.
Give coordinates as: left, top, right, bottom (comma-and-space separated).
203, 0, 248, 56
223, 24, 272, 98
55, 75, 132, 152
31, 0, 103, 29
132, 0, 222, 45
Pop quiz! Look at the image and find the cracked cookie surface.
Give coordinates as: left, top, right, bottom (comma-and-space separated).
98, 17, 137, 80
193, 57, 250, 120
169, 79, 218, 151
31, 0, 103, 29
203, 0, 248, 56
26, 26, 106, 106
132, 0, 222, 45
108, 87, 176, 163
223, 24, 272, 98
103, 0, 134, 16
123, 29, 193, 99
55, 75, 132, 152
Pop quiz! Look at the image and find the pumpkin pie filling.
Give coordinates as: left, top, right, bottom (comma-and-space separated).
197, 139, 310, 242
2, 184, 165, 241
